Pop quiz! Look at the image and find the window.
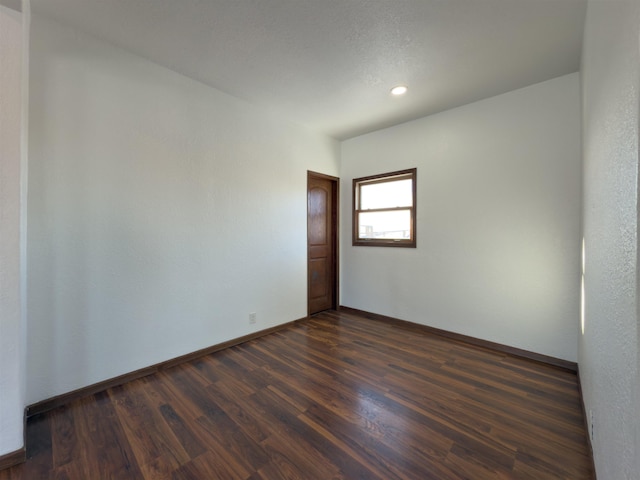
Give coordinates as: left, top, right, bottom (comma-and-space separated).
353, 168, 416, 247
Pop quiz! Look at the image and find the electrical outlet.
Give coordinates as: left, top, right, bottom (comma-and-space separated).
590, 409, 595, 442
249, 312, 257, 324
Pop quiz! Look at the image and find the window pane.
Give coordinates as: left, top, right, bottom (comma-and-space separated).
358, 210, 411, 240
352, 168, 416, 248
360, 179, 412, 210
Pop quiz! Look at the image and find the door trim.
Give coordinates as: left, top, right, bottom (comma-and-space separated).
307, 171, 339, 316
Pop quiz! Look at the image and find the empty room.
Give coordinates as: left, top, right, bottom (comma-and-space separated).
1, 0, 639, 479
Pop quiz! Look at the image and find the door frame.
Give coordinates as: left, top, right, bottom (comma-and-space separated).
307, 171, 339, 316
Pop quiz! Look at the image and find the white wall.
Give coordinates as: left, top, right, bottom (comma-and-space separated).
341, 73, 581, 362
27, 14, 339, 405
0, 3, 25, 457
580, 0, 640, 478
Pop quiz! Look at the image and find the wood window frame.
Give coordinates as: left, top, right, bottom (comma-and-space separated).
352, 168, 417, 248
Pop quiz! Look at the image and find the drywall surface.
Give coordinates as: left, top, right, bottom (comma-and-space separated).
580, 0, 640, 478
341, 73, 581, 361
27, 14, 339, 404
0, 4, 24, 456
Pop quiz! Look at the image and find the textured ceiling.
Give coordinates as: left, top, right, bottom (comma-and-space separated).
31, 0, 587, 140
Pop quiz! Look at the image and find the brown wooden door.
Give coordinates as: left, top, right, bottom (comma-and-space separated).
308, 172, 338, 315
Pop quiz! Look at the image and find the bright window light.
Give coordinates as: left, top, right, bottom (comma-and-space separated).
353, 168, 416, 247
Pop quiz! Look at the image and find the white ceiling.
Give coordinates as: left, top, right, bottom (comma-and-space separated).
31, 0, 587, 140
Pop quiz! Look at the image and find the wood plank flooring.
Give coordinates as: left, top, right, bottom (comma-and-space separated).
0, 310, 594, 479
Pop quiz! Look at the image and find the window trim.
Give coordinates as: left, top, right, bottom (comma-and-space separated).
352, 168, 417, 248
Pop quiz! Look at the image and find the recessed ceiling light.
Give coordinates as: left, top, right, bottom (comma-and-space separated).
390, 85, 408, 96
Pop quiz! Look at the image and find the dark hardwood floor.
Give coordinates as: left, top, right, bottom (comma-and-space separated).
0, 310, 594, 479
